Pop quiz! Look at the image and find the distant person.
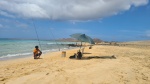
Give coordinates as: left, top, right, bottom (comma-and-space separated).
33, 46, 42, 59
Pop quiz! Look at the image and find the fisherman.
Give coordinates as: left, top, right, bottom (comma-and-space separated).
33, 46, 42, 59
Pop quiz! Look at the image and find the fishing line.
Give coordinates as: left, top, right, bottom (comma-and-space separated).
51, 32, 69, 49
47, 22, 75, 50
31, 19, 43, 51
48, 25, 60, 51
33, 12, 62, 51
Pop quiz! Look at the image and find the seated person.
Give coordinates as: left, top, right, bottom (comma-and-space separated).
33, 46, 42, 59
77, 50, 82, 59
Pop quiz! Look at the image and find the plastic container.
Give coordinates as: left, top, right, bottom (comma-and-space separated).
62, 51, 66, 57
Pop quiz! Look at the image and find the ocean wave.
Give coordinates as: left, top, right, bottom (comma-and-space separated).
0, 48, 64, 59
47, 43, 56, 45
0, 52, 32, 59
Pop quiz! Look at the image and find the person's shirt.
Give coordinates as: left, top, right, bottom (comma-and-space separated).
33, 48, 40, 54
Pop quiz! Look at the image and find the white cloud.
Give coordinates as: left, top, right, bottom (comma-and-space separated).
0, 18, 29, 28
14, 20, 29, 28
0, 0, 149, 21
0, 10, 15, 18
0, 24, 3, 28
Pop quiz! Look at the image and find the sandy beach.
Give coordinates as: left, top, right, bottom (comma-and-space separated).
0, 44, 150, 84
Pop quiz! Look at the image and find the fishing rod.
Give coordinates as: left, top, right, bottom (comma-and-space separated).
31, 19, 43, 51
30, 12, 63, 52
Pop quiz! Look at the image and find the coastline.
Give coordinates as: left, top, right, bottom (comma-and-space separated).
0, 46, 79, 61
0, 45, 150, 84
0, 38, 79, 61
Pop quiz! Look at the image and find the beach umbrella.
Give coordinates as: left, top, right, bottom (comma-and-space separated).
70, 33, 95, 44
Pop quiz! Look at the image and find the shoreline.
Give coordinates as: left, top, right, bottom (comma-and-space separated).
0, 47, 79, 61
0, 38, 79, 61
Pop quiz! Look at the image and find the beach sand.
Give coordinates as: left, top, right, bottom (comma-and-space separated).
0, 45, 150, 84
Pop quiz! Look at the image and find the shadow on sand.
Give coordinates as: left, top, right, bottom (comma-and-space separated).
83, 52, 92, 54
81, 55, 116, 60
34, 58, 43, 60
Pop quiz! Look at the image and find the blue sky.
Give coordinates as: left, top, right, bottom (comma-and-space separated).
0, 0, 150, 41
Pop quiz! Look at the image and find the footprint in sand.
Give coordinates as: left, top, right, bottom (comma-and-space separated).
46, 73, 49, 75
0, 78, 7, 81
141, 73, 148, 80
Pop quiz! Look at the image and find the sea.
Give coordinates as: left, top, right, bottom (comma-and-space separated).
0, 38, 78, 60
